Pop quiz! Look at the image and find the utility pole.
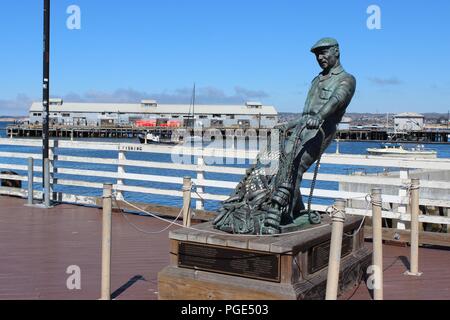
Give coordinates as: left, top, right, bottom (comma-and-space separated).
42, 0, 51, 204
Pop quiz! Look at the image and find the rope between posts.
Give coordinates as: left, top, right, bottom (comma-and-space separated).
110, 187, 380, 238
349, 195, 372, 238
191, 181, 206, 204
112, 191, 183, 235
325, 194, 371, 238
112, 191, 332, 238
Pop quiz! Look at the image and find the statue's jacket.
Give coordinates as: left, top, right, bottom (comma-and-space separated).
304, 64, 356, 125
297, 64, 356, 163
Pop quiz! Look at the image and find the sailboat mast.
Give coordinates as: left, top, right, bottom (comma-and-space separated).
192, 83, 196, 129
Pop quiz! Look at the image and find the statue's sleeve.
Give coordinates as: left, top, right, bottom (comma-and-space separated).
331, 75, 356, 107
316, 75, 356, 120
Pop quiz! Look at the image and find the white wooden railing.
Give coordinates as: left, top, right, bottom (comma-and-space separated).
0, 138, 449, 228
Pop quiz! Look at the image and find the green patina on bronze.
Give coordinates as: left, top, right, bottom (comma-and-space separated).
213, 38, 357, 235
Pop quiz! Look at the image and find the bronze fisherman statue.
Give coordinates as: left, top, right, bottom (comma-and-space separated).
213, 37, 357, 235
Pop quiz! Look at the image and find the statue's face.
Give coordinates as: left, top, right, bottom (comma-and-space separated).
315, 46, 339, 70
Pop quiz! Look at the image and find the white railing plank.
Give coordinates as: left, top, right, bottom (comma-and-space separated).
57, 140, 119, 151
57, 168, 118, 179
417, 180, 450, 189
0, 138, 42, 147
118, 172, 238, 189
57, 179, 104, 189
120, 172, 183, 185
0, 174, 27, 181
114, 184, 183, 197
57, 155, 118, 165
0, 174, 42, 183
0, 152, 42, 160
304, 188, 450, 207
120, 158, 247, 175
120, 158, 198, 171
193, 179, 237, 189
140, 144, 259, 159
113, 184, 228, 201
321, 154, 450, 170
0, 164, 42, 172
310, 204, 450, 225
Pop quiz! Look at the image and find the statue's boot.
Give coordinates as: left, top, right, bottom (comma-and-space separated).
261, 183, 292, 234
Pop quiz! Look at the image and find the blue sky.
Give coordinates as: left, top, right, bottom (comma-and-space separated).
1, 0, 450, 115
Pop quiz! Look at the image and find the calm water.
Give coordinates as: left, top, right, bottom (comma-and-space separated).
1, 121, 449, 210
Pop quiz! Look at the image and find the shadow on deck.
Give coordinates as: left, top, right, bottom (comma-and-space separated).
0, 196, 449, 300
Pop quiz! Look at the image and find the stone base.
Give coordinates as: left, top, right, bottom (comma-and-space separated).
158, 216, 372, 300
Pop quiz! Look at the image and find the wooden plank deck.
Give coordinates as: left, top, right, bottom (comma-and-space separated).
0, 196, 449, 300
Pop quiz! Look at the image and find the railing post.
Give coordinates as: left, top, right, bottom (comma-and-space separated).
101, 184, 113, 300
43, 158, 51, 208
405, 178, 422, 276
325, 199, 346, 300
116, 149, 125, 201
27, 158, 34, 205
371, 188, 383, 300
49, 141, 56, 204
196, 156, 205, 210
182, 177, 193, 227
396, 170, 409, 230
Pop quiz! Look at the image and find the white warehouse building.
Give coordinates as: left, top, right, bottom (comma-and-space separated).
28, 99, 279, 129
394, 112, 425, 132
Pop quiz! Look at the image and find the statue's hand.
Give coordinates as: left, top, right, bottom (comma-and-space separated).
306, 115, 322, 129
274, 123, 290, 132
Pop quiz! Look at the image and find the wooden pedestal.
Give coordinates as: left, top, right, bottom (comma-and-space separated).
158, 216, 372, 300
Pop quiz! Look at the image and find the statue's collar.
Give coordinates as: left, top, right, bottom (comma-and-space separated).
320, 65, 344, 79
331, 65, 344, 75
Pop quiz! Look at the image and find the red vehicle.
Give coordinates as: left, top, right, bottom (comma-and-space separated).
135, 119, 157, 127
167, 120, 182, 128
135, 119, 181, 128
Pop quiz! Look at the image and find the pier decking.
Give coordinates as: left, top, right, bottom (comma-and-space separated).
0, 196, 449, 300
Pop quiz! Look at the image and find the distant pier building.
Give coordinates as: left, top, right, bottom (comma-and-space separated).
394, 112, 425, 132
28, 99, 278, 129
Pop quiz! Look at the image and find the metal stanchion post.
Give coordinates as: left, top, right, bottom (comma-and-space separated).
27, 158, 34, 206
101, 184, 113, 300
44, 158, 51, 208
182, 177, 193, 227
371, 188, 383, 300
325, 199, 346, 300
405, 179, 422, 276
196, 157, 205, 210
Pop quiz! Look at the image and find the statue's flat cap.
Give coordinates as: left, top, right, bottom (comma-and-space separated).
311, 37, 339, 52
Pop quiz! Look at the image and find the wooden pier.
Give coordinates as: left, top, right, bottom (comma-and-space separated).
6, 124, 173, 139
7, 124, 450, 143
337, 128, 450, 143
0, 196, 449, 300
